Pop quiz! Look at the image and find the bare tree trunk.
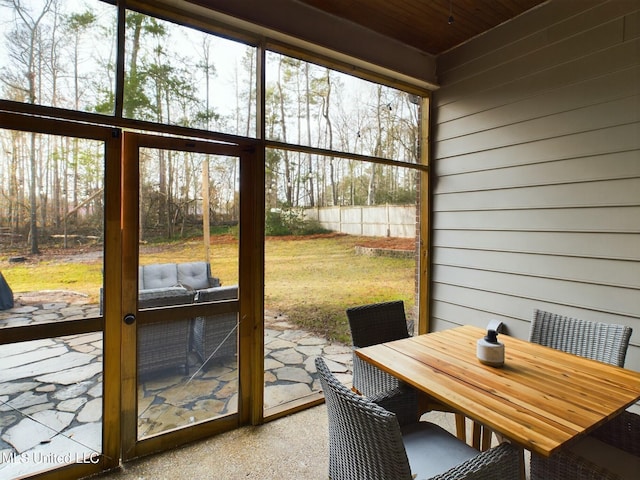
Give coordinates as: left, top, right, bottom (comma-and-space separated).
277, 57, 292, 205
29, 132, 39, 254
305, 63, 315, 207
321, 70, 337, 206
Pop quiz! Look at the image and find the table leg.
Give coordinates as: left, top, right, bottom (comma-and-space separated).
455, 413, 467, 442
472, 421, 481, 449
517, 446, 526, 480
481, 427, 493, 451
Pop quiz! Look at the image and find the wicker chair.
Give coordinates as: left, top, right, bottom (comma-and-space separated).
315, 356, 521, 480
529, 309, 635, 480
530, 309, 632, 367
347, 301, 466, 435
530, 411, 640, 480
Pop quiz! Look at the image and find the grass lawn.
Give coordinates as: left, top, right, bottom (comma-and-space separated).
265, 235, 415, 343
2, 233, 416, 344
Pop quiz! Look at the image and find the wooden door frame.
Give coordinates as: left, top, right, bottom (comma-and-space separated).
119, 132, 260, 460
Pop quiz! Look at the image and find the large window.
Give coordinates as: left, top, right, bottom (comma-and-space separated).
122, 11, 257, 136
266, 51, 421, 162
0, 0, 116, 113
262, 54, 422, 413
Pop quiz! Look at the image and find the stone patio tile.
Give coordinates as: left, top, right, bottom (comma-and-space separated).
7, 306, 38, 314
0, 391, 49, 412
267, 338, 296, 349
65, 333, 102, 347
296, 345, 323, 357
270, 348, 303, 365
139, 404, 191, 436
4, 351, 94, 383
0, 422, 101, 479
53, 381, 92, 401
270, 320, 295, 330
57, 397, 88, 413
23, 402, 55, 416
41, 303, 68, 311
324, 352, 352, 365
161, 380, 220, 406
323, 357, 348, 374
36, 384, 56, 393
88, 383, 102, 398
73, 343, 97, 354
0, 381, 38, 396
18, 339, 59, 353
264, 383, 312, 409
215, 368, 238, 382
303, 357, 318, 372
2, 410, 74, 453
144, 374, 183, 392
273, 366, 312, 384
31, 313, 61, 322
191, 399, 227, 420
0, 317, 31, 327
279, 330, 310, 341
334, 373, 352, 386
216, 380, 238, 399
77, 398, 102, 423
36, 362, 101, 385
264, 358, 284, 370
0, 412, 18, 428
297, 336, 327, 346
323, 344, 352, 355
1, 345, 68, 370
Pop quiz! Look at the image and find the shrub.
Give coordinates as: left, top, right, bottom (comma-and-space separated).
265, 207, 330, 236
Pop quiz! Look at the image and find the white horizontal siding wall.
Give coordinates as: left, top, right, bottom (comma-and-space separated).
431, 0, 640, 372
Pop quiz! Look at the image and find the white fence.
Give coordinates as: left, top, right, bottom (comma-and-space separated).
304, 205, 416, 238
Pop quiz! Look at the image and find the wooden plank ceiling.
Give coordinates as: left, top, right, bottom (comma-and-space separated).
296, 0, 549, 55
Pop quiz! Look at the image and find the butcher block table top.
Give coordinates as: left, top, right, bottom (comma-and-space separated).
356, 325, 640, 457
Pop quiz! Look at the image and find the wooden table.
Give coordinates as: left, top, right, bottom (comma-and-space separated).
356, 325, 640, 458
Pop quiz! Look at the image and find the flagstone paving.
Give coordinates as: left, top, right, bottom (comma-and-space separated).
0, 298, 352, 479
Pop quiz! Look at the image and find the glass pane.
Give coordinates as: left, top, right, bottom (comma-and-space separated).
265, 52, 422, 163
264, 150, 419, 411
0, 128, 105, 477
124, 11, 257, 137
0, 130, 104, 326
137, 149, 239, 439
0, 334, 103, 478
0, 0, 117, 114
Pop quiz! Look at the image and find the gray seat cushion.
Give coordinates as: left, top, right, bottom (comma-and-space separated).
402, 422, 478, 480
138, 287, 193, 308
196, 285, 238, 302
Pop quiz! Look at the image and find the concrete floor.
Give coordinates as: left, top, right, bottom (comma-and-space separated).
88, 405, 331, 480
87, 408, 472, 480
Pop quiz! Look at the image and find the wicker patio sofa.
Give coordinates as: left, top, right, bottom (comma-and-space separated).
118, 261, 238, 377
192, 285, 238, 367
137, 288, 194, 378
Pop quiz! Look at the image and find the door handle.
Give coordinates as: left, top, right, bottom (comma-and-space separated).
123, 313, 136, 325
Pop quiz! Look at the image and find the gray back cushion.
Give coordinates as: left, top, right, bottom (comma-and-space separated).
177, 262, 210, 289
142, 263, 178, 289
